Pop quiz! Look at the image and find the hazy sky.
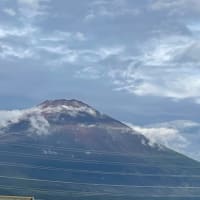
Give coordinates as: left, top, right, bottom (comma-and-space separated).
1, 0, 200, 125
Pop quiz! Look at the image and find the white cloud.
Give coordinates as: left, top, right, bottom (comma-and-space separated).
127, 120, 200, 161
187, 23, 200, 33
0, 107, 50, 135
17, 0, 50, 18
0, 25, 37, 38
0, 23, 87, 61
85, 0, 140, 21
151, 0, 185, 10
109, 34, 200, 103
127, 123, 189, 150
0, 43, 34, 59
0, 112, 47, 137
0, 110, 24, 128
98, 46, 124, 58
140, 36, 193, 66
75, 32, 86, 41
0, 25, 37, 59
0, 0, 126, 72
195, 99, 200, 104
75, 67, 101, 80
39, 31, 86, 42
0, 24, 37, 59
29, 114, 50, 135
151, 0, 200, 14
3, 8, 16, 16
18, 0, 41, 8
111, 66, 200, 101
45, 46, 124, 66
43, 149, 57, 155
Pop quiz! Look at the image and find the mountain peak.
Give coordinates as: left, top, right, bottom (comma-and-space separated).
0, 100, 199, 200
39, 99, 89, 108
37, 99, 99, 118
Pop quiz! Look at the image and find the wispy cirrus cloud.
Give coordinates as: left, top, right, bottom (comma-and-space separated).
0, 0, 124, 66
0, 24, 37, 59
151, 0, 200, 14
17, 0, 50, 18
75, 67, 102, 80
108, 33, 200, 103
0, 0, 49, 59
0, 25, 37, 39
0, 23, 88, 61
0, 43, 34, 59
44, 45, 125, 66
39, 31, 86, 42
2, 8, 16, 16
85, 0, 140, 21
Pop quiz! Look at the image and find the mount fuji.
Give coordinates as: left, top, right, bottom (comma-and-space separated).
0, 99, 199, 200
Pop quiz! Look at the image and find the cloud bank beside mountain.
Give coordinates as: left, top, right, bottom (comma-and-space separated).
128, 120, 200, 161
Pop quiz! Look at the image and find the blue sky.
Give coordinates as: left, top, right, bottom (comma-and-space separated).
1, 0, 200, 125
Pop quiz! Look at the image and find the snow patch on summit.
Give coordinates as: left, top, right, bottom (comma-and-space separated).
39, 104, 97, 117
